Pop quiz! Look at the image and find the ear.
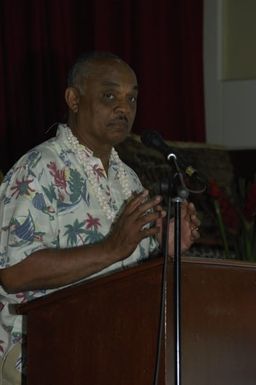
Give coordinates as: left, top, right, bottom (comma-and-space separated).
65, 87, 80, 113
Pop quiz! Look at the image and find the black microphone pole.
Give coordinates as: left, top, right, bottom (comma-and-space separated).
169, 155, 188, 385
141, 131, 189, 385
152, 159, 187, 385
153, 156, 188, 385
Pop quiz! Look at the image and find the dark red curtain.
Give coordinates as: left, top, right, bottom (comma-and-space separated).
0, 0, 205, 173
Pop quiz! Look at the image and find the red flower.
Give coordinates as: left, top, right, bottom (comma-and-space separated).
208, 179, 240, 232
208, 178, 256, 260
208, 179, 222, 199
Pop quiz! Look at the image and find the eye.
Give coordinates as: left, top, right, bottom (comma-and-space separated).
129, 95, 137, 104
103, 92, 115, 101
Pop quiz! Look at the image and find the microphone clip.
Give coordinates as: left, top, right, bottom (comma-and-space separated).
166, 154, 189, 200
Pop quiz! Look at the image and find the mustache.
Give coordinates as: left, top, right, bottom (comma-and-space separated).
108, 114, 128, 125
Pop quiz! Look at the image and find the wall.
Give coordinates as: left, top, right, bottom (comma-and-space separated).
204, 0, 256, 148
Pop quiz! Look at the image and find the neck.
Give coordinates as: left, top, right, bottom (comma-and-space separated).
98, 152, 110, 173
66, 119, 112, 172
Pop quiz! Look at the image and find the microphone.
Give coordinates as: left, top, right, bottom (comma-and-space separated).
140, 130, 196, 177
140, 130, 207, 194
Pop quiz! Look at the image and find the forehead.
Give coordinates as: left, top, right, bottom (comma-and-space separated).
84, 59, 138, 90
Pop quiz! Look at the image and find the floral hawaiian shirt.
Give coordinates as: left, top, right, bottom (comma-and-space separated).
0, 123, 158, 372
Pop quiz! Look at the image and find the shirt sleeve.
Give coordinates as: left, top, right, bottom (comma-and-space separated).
0, 154, 58, 268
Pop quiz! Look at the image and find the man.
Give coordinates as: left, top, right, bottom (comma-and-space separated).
0, 52, 200, 384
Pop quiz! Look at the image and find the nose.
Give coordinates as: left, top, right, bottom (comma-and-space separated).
114, 98, 136, 117
114, 99, 129, 114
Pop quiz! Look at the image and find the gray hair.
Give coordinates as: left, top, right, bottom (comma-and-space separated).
67, 51, 123, 94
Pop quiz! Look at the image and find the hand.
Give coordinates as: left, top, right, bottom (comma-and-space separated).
105, 190, 166, 261
169, 201, 200, 255
156, 201, 200, 256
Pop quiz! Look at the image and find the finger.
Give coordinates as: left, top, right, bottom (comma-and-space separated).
190, 215, 201, 227
155, 216, 163, 229
180, 201, 190, 219
139, 224, 162, 239
154, 204, 167, 217
182, 201, 196, 218
183, 201, 200, 227
134, 195, 163, 218
191, 228, 200, 240
137, 209, 165, 229
188, 201, 196, 212
124, 190, 149, 215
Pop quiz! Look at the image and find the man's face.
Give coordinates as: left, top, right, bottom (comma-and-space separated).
75, 59, 138, 150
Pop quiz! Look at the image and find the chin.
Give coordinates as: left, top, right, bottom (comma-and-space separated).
109, 128, 130, 145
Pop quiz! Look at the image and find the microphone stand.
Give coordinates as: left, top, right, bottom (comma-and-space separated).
152, 155, 188, 385
170, 155, 189, 385
172, 194, 182, 385
142, 132, 204, 385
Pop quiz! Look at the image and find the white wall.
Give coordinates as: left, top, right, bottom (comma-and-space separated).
204, 0, 256, 148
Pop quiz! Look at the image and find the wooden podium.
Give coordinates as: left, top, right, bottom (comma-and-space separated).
18, 257, 256, 385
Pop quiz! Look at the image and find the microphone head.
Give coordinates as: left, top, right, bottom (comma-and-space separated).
140, 130, 170, 156
140, 131, 207, 195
